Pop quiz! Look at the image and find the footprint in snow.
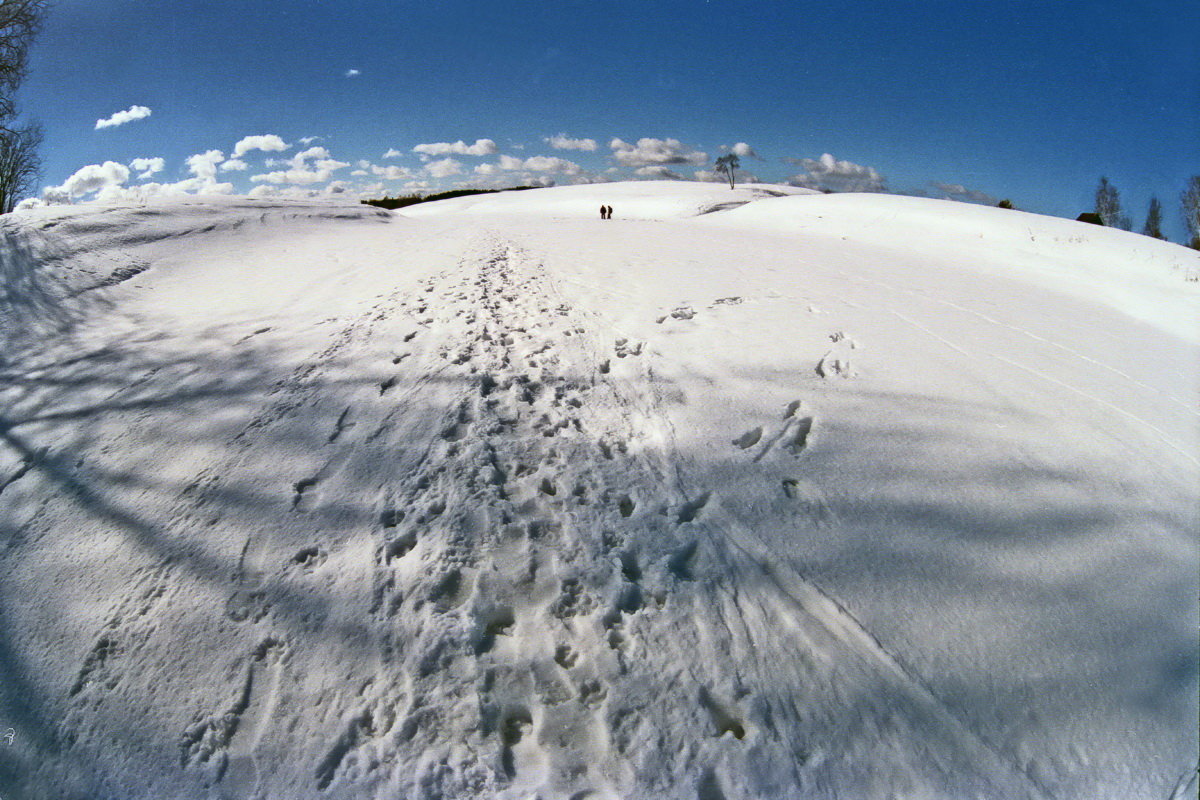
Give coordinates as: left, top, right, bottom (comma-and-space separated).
732, 427, 763, 449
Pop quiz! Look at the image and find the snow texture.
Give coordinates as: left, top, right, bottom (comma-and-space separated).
0, 185, 1197, 800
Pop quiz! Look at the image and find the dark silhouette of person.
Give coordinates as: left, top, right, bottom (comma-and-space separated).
607, 205, 613, 219
600, 204, 607, 219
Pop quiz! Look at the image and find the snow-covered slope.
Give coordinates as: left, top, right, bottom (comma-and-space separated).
1, 183, 1196, 800
401, 180, 817, 219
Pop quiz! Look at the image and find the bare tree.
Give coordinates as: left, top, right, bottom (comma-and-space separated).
0, 0, 47, 131
1094, 176, 1128, 229
1182, 176, 1200, 249
0, 120, 40, 211
0, 0, 47, 209
714, 154, 739, 190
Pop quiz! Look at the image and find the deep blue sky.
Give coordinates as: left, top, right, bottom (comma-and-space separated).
21, 0, 1200, 240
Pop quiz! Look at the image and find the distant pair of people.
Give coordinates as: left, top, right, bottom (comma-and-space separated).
599, 205, 614, 219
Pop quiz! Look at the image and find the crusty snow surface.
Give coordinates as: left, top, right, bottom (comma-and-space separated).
1, 182, 1197, 800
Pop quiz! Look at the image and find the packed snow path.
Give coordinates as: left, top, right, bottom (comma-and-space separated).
1, 187, 1197, 800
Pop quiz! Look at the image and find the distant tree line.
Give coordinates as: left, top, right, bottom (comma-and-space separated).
360, 185, 537, 211
1090, 175, 1200, 249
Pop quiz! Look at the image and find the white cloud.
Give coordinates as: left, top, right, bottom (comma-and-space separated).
928, 181, 997, 205
413, 139, 498, 158
785, 153, 886, 193
522, 155, 581, 175
220, 158, 248, 172
351, 169, 369, 177
232, 134, 289, 158
635, 165, 683, 180
128, 157, 164, 180
251, 161, 350, 185
545, 134, 597, 152
250, 145, 349, 185
248, 180, 360, 200
186, 150, 225, 181
425, 158, 463, 178
299, 136, 320, 145
95, 105, 152, 130
383, 148, 403, 159
43, 161, 130, 200
345, 69, 361, 77
610, 137, 707, 167
729, 142, 759, 160
694, 169, 715, 182
474, 154, 581, 177
371, 164, 416, 180
43, 157, 235, 204
294, 146, 330, 162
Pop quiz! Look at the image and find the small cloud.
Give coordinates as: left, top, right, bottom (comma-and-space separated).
610, 137, 707, 167
728, 142, 760, 160
383, 148, 403, 159
425, 158, 463, 178
345, 69, 361, 77
545, 134, 597, 152
635, 165, 683, 180
187, 150, 226, 181
371, 164, 415, 180
522, 155, 581, 175
95, 105, 152, 130
475, 154, 581, 176
128, 157, 164, 180
928, 181, 997, 205
232, 134, 289, 158
413, 139, 498, 158
220, 158, 248, 172
785, 153, 886, 193
299, 136, 320, 145
249, 145, 349, 185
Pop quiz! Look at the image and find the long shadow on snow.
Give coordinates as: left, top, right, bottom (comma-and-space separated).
0, 326, 477, 797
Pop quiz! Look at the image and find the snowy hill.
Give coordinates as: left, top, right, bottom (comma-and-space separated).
1, 183, 1197, 800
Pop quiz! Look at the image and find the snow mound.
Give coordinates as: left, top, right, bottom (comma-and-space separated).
0, 198, 393, 340
700, 191, 1200, 342
401, 180, 817, 220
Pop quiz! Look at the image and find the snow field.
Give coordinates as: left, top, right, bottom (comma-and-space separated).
0, 185, 1196, 799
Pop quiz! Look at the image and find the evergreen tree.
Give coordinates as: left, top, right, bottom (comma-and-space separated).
1141, 196, 1165, 240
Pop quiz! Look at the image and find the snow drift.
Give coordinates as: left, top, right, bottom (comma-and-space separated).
0, 184, 1196, 800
